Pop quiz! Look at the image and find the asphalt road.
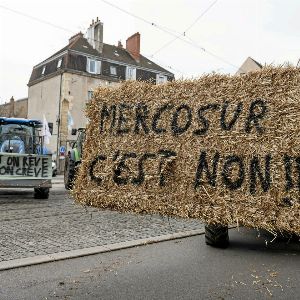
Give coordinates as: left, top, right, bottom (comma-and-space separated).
0, 228, 299, 300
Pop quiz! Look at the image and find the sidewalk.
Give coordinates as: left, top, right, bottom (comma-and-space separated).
0, 176, 204, 270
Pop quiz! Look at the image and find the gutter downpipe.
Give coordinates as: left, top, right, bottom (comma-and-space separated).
56, 71, 63, 174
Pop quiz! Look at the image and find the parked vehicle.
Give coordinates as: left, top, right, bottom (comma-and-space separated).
0, 117, 52, 199
64, 128, 85, 190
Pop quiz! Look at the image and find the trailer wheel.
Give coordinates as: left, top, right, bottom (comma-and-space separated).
34, 187, 49, 199
64, 157, 75, 190
205, 224, 229, 248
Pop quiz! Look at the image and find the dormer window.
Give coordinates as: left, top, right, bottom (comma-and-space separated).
126, 67, 136, 80
156, 74, 167, 84
57, 58, 62, 68
110, 66, 117, 76
41, 66, 46, 75
87, 58, 101, 74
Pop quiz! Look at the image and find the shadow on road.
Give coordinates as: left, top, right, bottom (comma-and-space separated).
228, 227, 300, 253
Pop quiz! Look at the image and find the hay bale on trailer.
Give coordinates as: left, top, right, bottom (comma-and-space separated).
72, 66, 300, 240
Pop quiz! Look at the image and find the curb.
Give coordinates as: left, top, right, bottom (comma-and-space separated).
0, 228, 205, 271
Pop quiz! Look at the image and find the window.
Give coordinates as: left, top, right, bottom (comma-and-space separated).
126, 67, 136, 80
88, 90, 94, 100
57, 58, 62, 68
110, 66, 117, 76
156, 74, 167, 84
42, 66, 46, 75
90, 60, 96, 73
87, 58, 101, 74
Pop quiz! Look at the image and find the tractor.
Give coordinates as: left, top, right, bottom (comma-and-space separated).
64, 128, 85, 190
0, 117, 52, 199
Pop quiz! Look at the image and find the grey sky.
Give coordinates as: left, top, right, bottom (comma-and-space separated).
1, 0, 300, 103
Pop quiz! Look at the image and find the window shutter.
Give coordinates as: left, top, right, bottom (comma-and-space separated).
132, 68, 136, 80
96, 61, 101, 74
86, 58, 90, 72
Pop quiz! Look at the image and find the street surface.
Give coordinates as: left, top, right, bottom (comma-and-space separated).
0, 176, 202, 262
0, 176, 299, 299
0, 229, 299, 300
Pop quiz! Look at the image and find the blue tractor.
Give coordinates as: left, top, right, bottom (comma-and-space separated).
0, 117, 52, 199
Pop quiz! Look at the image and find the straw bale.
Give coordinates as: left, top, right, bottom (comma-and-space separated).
72, 67, 300, 235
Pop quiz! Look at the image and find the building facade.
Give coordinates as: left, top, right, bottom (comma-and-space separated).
27, 19, 174, 170
0, 97, 28, 118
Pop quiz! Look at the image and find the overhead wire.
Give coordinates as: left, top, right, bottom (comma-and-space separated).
184, 0, 219, 34
99, 0, 241, 71
0, 2, 242, 74
0, 3, 183, 74
151, 0, 219, 57
99, 0, 182, 36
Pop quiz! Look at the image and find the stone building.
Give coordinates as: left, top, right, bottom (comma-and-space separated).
0, 97, 28, 118
27, 18, 174, 170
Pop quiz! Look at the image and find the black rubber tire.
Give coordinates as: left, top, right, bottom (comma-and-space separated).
64, 157, 75, 190
205, 224, 229, 248
34, 187, 49, 199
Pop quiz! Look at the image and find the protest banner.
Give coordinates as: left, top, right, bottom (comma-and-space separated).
72, 67, 300, 235
0, 153, 52, 179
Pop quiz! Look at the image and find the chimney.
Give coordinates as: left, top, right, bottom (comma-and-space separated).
69, 32, 83, 44
117, 40, 123, 48
126, 32, 140, 62
86, 18, 103, 53
9, 96, 15, 117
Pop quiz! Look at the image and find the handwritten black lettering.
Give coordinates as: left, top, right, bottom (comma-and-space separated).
195, 151, 220, 188
171, 104, 192, 135
99, 104, 117, 133
132, 153, 156, 185
220, 101, 243, 131
134, 103, 149, 134
158, 150, 177, 186
249, 155, 271, 195
193, 104, 219, 135
222, 155, 245, 190
245, 99, 267, 135
89, 155, 107, 184
152, 103, 174, 134
117, 103, 132, 134
113, 152, 137, 185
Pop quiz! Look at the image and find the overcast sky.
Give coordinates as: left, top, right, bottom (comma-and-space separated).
1, 0, 300, 103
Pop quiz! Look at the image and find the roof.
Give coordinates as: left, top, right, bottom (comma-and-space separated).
36, 36, 172, 74
236, 57, 263, 75
0, 117, 42, 127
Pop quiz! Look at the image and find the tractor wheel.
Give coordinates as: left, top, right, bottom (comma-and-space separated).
64, 157, 75, 190
34, 187, 49, 199
205, 224, 229, 248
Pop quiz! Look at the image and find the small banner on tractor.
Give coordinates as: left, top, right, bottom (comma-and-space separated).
72, 67, 300, 235
0, 153, 52, 179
